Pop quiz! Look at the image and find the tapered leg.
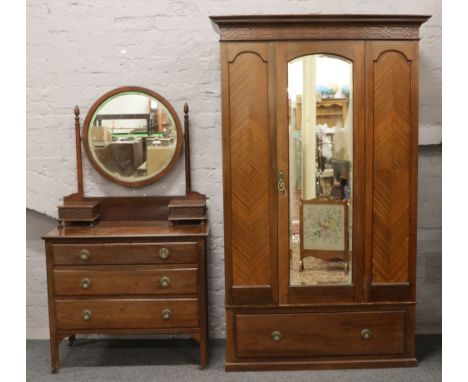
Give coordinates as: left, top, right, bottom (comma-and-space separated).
199, 337, 208, 369
50, 334, 59, 373
68, 334, 76, 346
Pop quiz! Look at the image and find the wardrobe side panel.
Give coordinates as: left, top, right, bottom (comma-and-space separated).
365, 41, 419, 302
221, 43, 276, 304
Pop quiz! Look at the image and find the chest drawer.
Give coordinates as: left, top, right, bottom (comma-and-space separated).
55, 298, 199, 330
235, 311, 406, 359
53, 267, 198, 296
52, 242, 197, 265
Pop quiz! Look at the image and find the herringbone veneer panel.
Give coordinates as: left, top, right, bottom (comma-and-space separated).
229, 52, 271, 286
372, 51, 411, 284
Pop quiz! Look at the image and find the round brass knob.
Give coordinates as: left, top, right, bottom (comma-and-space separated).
79, 249, 90, 261
271, 330, 282, 342
159, 248, 169, 260
80, 278, 91, 289
82, 309, 92, 321
159, 276, 171, 288
361, 328, 372, 340
161, 308, 172, 321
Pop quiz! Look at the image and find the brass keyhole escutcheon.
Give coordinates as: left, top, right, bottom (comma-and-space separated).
271, 330, 282, 342
79, 249, 90, 261
160, 276, 171, 288
80, 278, 91, 289
277, 170, 286, 194
159, 247, 169, 260
361, 328, 372, 340
82, 309, 92, 321
161, 308, 172, 321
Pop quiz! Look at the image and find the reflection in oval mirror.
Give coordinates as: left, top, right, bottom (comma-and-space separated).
288, 54, 353, 287
84, 88, 182, 187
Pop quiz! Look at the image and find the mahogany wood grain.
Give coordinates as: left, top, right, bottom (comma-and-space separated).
184, 103, 192, 194
46, 86, 209, 371
53, 267, 198, 296
221, 43, 277, 305
55, 328, 202, 339
197, 238, 209, 369
45, 241, 60, 372
225, 304, 416, 369
45, 229, 208, 370
229, 48, 271, 287
212, 14, 427, 372
73, 106, 84, 199
55, 298, 199, 329
235, 311, 406, 358
225, 358, 417, 372
45, 221, 208, 239
231, 286, 273, 305
220, 42, 233, 305
364, 41, 419, 302
62, 195, 173, 221
52, 242, 197, 266
226, 302, 416, 313
210, 14, 430, 42
369, 283, 411, 302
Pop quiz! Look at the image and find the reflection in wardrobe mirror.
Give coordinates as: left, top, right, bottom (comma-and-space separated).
83, 88, 182, 187
288, 54, 353, 286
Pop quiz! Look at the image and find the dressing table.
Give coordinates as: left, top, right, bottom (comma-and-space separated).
43, 87, 208, 372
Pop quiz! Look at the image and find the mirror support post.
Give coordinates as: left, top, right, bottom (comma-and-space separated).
74, 105, 84, 199
184, 103, 192, 195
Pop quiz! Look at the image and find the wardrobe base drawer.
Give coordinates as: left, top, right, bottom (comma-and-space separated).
55, 298, 199, 330
235, 310, 406, 359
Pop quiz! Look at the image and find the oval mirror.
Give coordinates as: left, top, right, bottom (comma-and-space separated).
83, 87, 183, 187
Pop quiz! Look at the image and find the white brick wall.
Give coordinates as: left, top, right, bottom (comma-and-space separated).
26, 0, 442, 338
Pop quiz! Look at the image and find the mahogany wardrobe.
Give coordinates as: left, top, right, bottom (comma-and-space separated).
211, 14, 430, 371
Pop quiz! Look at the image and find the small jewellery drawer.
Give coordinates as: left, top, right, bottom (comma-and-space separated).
55, 298, 199, 330
52, 242, 197, 265
53, 267, 198, 296
235, 311, 406, 359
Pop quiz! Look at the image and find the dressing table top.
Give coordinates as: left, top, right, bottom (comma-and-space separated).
44, 220, 209, 239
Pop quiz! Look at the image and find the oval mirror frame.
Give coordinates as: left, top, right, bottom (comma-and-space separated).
82, 86, 183, 188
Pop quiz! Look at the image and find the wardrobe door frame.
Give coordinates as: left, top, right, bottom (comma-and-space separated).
364, 41, 419, 303
275, 41, 366, 305
221, 42, 279, 306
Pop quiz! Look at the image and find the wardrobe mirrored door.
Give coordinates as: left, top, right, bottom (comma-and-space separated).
288, 54, 353, 287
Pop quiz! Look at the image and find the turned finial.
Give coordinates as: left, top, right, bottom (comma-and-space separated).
74, 105, 80, 118
184, 103, 189, 115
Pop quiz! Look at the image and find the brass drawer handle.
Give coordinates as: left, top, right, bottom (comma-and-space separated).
79, 249, 90, 261
361, 328, 372, 340
82, 309, 92, 321
271, 330, 282, 342
161, 308, 172, 321
159, 247, 170, 260
80, 278, 91, 289
159, 276, 171, 288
